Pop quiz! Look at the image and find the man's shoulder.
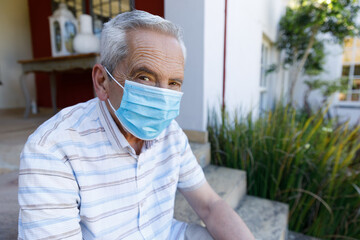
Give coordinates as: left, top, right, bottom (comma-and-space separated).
27, 98, 100, 147
155, 120, 188, 149
162, 120, 184, 138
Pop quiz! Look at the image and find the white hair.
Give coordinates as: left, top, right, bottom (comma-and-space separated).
100, 10, 186, 73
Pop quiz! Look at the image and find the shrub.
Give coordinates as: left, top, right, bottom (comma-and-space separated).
208, 104, 360, 239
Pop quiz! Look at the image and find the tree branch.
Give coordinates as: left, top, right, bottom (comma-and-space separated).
289, 27, 319, 104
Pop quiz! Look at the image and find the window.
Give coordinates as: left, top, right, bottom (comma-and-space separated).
91, 0, 134, 37
91, 0, 134, 21
259, 41, 270, 115
52, 0, 134, 36
52, 0, 85, 18
340, 37, 360, 102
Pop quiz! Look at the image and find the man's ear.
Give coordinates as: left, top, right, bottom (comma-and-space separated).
92, 64, 109, 101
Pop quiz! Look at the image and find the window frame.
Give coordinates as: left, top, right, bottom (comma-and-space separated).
259, 38, 272, 115
51, 0, 135, 33
341, 37, 360, 102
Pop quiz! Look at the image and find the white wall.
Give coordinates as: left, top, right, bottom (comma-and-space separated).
333, 102, 360, 126
225, 0, 262, 117
166, 0, 287, 130
262, 0, 288, 108
165, 0, 205, 131
165, 0, 224, 131
293, 39, 360, 125
293, 39, 343, 108
261, 0, 287, 43
0, 0, 35, 109
203, 0, 225, 115
167, 0, 359, 129
226, 0, 286, 117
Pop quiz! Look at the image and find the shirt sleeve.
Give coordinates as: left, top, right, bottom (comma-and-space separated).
177, 131, 206, 191
18, 142, 82, 240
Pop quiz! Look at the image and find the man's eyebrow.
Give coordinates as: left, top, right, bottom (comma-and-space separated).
130, 66, 159, 79
130, 66, 183, 83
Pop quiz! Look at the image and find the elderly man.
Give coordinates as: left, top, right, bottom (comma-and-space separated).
18, 10, 254, 240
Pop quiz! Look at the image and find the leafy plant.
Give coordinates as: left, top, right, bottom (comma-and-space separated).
303, 77, 349, 116
208, 104, 360, 239
277, 0, 360, 104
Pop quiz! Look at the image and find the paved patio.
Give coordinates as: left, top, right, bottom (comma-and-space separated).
0, 108, 54, 239
0, 108, 54, 172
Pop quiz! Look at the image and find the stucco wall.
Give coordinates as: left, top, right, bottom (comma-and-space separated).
261, 0, 288, 43
225, 0, 286, 117
165, 0, 205, 131
293, 37, 344, 108
0, 0, 35, 109
165, 0, 226, 131
166, 0, 287, 131
203, 0, 225, 118
334, 103, 360, 126
225, 0, 263, 117
294, 40, 360, 125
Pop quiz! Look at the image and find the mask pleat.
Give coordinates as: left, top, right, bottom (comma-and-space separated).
108, 75, 183, 140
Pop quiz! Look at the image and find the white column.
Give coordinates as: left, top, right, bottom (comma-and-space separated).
225, 0, 263, 117
165, 0, 224, 131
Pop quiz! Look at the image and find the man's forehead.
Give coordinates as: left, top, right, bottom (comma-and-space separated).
123, 29, 185, 72
126, 29, 182, 53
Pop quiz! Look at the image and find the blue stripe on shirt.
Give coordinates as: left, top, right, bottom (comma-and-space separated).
21, 216, 80, 229
49, 140, 112, 152
21, 153, 58, 161
71, 104, 97, 129
84, 194, 174, 238
80, 168, 178, 208
19, 187, 78, 195
75, 163, 136, 177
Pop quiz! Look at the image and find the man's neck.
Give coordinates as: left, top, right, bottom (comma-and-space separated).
119, 126, 144, 155
106, 101, 144, 155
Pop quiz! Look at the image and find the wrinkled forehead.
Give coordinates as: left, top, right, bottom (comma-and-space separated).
125, 29, 185, 63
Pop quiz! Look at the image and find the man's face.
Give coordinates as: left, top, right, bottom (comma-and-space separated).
107, 29, 185, 110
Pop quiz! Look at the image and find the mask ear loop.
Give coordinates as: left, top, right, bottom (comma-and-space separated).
104, 67, 134, 137
107, 98, 117, 113
104, 67, 125, 90
104, 67, 125, 112
104, 67, 125, 113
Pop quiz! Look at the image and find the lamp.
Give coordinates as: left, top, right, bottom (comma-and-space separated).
49, 3, 78, 57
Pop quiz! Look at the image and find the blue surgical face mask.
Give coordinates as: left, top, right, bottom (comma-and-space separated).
104, 67, 183, 140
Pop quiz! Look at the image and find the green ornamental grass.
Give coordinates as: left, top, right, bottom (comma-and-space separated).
207, 104, 360, 239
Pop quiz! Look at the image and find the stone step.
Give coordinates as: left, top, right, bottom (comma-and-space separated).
236, 195, 289, 240
189, 142, 211, 168
174, 165, 247, 224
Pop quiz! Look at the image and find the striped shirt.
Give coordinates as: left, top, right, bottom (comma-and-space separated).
18, 98, 206, 240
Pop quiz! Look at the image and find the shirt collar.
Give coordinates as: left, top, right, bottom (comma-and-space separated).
97, 100, 132, 152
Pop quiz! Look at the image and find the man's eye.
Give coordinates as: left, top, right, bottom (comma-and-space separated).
139, 76, 150, 81
170, 82, 181, 86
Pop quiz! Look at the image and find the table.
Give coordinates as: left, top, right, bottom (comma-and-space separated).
18, 53, 99, 118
